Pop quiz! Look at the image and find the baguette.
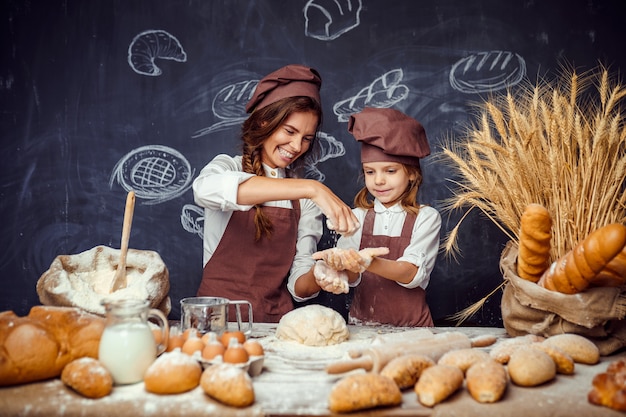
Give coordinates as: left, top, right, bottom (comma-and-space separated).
538, 223, 626, 294
517, 204, 552, 282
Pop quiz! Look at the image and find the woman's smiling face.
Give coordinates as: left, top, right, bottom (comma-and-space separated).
261, 111, 318, 169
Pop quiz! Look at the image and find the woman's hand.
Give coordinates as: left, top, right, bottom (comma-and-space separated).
307, 181, 360, 236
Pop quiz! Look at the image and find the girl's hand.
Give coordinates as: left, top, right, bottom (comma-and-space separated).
312, 247, 390, 273
313, 260, 349, 294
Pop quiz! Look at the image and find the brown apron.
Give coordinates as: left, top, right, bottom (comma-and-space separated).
198, 201, 300, 323
350, 209, 434, 327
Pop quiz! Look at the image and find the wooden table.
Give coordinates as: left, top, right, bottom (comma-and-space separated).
0, 324, 623, 417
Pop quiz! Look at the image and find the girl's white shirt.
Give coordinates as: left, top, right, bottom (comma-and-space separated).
192, 154, 323, 301
337, 199, 442, 290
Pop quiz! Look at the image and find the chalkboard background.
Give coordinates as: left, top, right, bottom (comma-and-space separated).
1, 0, 625, 326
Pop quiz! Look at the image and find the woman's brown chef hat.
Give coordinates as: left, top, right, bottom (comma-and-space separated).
245, 64, 322, 113
348, 107, 430, 167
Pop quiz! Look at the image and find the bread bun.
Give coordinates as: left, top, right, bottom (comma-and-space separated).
200, 363, 255, 407
328, 373, 402, 413
588, 358, 626, 411
61, 357, 113, 398
438, 348, 491, 374
415, 364, 464, 407
144, 349, 202, 394
542, 333, 600, 365
380, 354, 434, 389
466, 359, 508, 403
507, 346, 556, 387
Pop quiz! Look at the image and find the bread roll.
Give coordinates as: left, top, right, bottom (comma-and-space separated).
61, 357, 113, 399
380, 354, 434, 389
531, 342, 575, 374
328, 373, 402, 413
507, 346, 556, 387
144, 349, 202, 394
415, 364, 464, 407
200, 363, 254, 408
517, 204, 552, 282
465, 359, 507, 403
489, 334, 544, 364
542, 333, 600, 365
0, 306, 105, 386
438, 348, 491, 374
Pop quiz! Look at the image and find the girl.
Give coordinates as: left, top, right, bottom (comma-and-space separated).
192, 64, 359, 323
309, 107, 441, 327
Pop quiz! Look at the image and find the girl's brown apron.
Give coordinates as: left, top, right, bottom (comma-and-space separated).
198, 201, 300, 323
350, 209, 433, 327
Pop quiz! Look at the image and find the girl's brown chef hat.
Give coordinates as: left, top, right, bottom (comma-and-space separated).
245, 64, 322, 113
348, 107, 430, 167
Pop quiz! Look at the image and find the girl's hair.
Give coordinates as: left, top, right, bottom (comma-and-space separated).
240, 96, 322, 240
353, 162, 423, 215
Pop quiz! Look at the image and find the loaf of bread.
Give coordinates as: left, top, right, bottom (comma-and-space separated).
538, 223, 626, 293
414, 364, 464, 407
588, 358, 626, 411
465, 359, 507, 403
200, 363, 255, 408
438, 348, 491, 374
542, 333, 600, 365
380, 353, 434, 389
328, 373, 402, 413
593, 245, 626, 287
507, 346, 556, 387
144, 349, 202, 394
61, 357, 113, 398
0, 306, 105, 386
517, 204, 552, 282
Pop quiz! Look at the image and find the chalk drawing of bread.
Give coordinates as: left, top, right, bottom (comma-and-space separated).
449, 51, 526, 94
128, 30, 188, 76
333, 69, 409, 122
304, 0, 362, 41
299, 132, 346, 182
180, 204, 204, 238
212, 80, 258, 120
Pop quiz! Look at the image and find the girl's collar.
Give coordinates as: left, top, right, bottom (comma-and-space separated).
373, 199, 403, 213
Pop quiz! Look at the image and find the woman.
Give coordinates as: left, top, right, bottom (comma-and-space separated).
192, 64, 359, 323
309, 107, 441, 327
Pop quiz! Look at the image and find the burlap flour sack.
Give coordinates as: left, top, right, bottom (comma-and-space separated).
500, 241, 626, 355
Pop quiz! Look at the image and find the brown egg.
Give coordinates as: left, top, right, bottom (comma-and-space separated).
166, 327, 185, 352
223, 340, 249, 364
182, 335, 205, 356
201, 332, 225, 360
183, 328, 198, 341
220, 330, 246, 347
243, 339, 264, 356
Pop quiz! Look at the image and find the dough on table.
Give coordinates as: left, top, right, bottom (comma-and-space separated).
275, 304, 349, 346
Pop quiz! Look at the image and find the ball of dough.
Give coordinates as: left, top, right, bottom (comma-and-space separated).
61, 357, 113, 399
275, 305, 349, 346
144, 349, 202, 394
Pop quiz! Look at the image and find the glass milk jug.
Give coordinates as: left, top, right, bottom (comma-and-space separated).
98, 299, 169, 385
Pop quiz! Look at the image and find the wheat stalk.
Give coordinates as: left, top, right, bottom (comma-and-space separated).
439, 64, 626, 324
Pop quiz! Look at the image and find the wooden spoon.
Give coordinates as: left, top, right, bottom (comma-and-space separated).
110, 191, 136, 293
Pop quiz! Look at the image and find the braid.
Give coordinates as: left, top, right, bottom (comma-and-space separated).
241, 138, 273, 240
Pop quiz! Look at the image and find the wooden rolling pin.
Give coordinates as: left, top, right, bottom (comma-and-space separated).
326, 331, 471, 374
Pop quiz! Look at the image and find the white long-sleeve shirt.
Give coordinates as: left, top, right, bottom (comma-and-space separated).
192, 154, 323, 301
337, 199, 442, 289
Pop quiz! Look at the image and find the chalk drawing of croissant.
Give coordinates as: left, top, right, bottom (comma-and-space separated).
128, 30, 188, 76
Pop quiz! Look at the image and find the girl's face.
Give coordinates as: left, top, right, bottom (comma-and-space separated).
261, 111, 318, 169
363, 162, 414, 207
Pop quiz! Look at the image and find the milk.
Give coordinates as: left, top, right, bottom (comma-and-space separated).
98, 321, 157, 385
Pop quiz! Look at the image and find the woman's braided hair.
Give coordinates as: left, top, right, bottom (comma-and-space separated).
240, 96, 322, 240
